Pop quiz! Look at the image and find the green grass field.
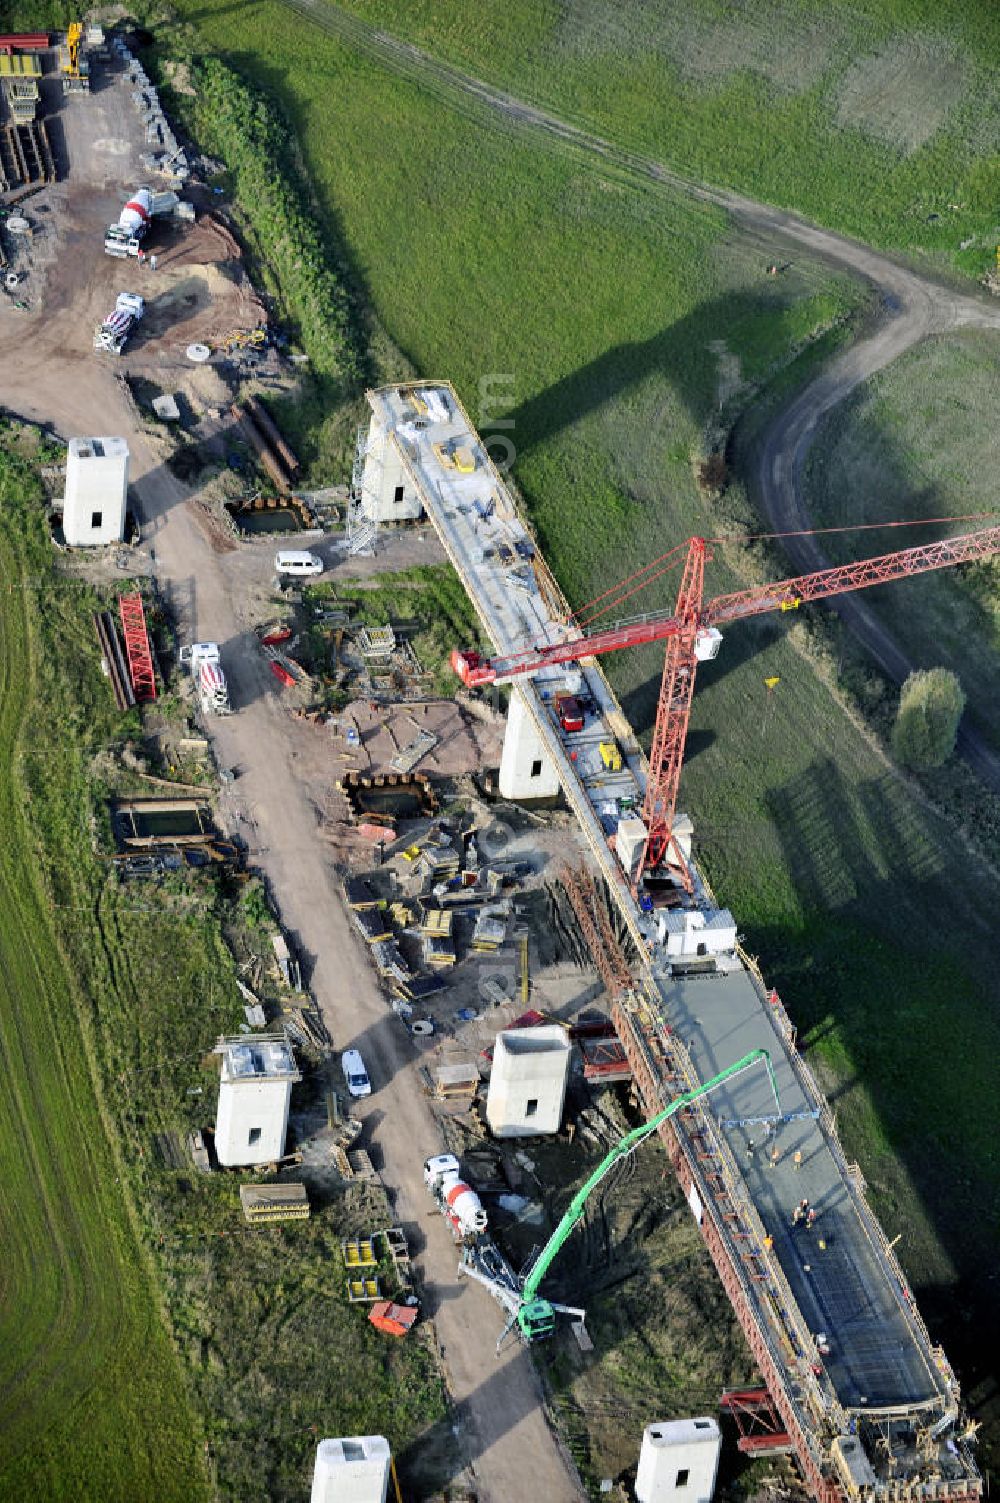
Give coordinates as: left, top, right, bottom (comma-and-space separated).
158, 0, 1000, 1473
0, 452, 208, 1502
0, 1, 75, 28
0, 441, 451, 1500
804, 330, 1000, 748
327, 0, 1000, 276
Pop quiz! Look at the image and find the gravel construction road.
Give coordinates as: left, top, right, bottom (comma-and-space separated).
0, 69, 585, 1503
0, 377, 588, 1501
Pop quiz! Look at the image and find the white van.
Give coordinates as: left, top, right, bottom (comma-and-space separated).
275, 549, 323, 578
341, 1048, 372, 1098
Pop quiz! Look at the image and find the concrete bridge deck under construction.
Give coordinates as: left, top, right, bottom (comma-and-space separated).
359, 380, 979, 1503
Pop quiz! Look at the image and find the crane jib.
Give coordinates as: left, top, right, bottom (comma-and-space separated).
456, 523, 1000, 685
704, 523, 1000, 628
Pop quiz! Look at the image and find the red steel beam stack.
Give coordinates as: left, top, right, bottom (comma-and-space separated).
0, 34, 50, 53
118, 592, 157, 703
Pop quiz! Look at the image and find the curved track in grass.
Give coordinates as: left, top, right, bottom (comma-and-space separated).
287, 0, 1000, 787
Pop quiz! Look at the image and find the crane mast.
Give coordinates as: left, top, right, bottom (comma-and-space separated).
643, 536, 706, 873
453, 522, 1000, 884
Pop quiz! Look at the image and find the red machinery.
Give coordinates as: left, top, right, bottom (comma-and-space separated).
118, 592, 157, 703
453, 523, 1000, 882
0, 34, 49, 53
368, 1300, 419, 1337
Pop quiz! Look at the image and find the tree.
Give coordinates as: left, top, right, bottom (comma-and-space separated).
891, 668, 965, 770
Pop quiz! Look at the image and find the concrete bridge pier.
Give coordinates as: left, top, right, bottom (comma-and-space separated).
499, 689, 560, 800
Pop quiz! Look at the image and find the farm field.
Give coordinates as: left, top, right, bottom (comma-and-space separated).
0, 452, 208, 1503
160, 0, 1000, 1475
0, 442, 451, 1501
326, 0, 1000, 275
804, 331, 1000, 749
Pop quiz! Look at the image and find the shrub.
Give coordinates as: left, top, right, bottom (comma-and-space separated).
697, 451, 729, 496
190, 59, 364, 384
892, 668, 966, 770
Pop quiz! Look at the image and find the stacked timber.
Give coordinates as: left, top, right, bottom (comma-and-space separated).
354, 906, 393, 944
472, 901, 511, 953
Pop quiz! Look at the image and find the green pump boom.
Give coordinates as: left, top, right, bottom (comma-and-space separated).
515, 1047, 780, 1341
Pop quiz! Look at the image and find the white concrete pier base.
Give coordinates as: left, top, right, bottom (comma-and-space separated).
636, 1417, 721, 1503
499, 690, 560, 800
359, 415, 423, 522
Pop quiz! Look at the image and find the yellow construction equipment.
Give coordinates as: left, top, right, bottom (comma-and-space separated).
433, 439, 477, 473
224, 327, 267, 350
346, 1276, 381, 1303
239, 1183, 310, 1224
342, 1236, 378, 1268
65, 21, 82, 67
599, 739, 622, 772
61, 22, 89, 92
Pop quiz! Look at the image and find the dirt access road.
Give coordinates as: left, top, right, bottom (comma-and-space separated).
289, 0, 1000, 786
0, 75, 584, 1503
0, 360, 585, 1503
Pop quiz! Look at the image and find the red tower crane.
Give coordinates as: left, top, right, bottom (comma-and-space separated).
452, 523, 1000, 882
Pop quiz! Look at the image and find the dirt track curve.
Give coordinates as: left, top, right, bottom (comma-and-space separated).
291, 0, 1000, 787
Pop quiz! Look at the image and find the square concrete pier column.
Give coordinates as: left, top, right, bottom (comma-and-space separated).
486, 1023, 571, 1136
635, 1417, 721, 1503
358, 415, 423, 522
311, 1435, 391, 1503
63, 436, 129, 546
498, 689, 560, 800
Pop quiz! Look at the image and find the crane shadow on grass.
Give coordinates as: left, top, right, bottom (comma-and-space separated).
759, 754, 1000, 1413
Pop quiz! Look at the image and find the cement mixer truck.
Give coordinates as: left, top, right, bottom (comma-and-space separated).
104, 187, 153, 258
424, 1154, 487, 1242
179, 642, 232, 716
93, 292, 144, 355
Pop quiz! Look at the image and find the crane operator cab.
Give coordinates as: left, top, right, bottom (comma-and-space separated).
694, 627, 723, 661
517, 1298, 556, 1342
